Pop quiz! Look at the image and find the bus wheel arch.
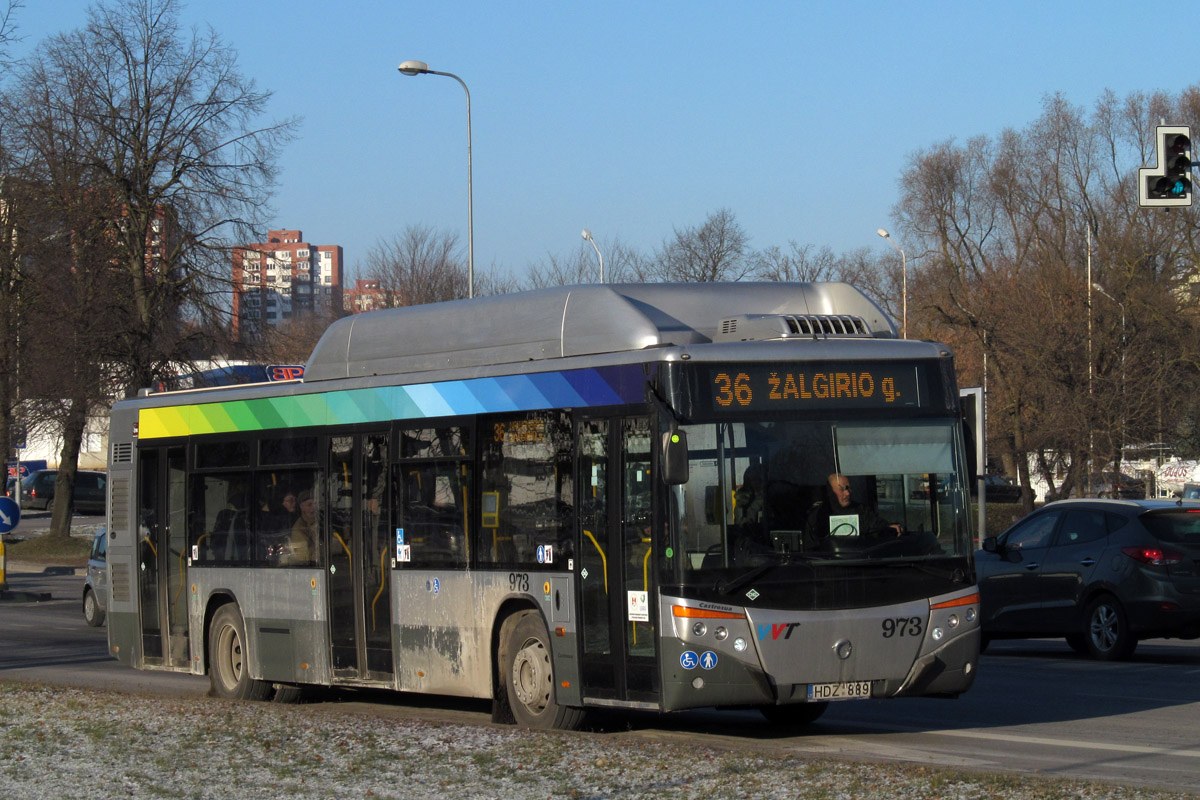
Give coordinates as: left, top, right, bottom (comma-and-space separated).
207, 600, 272, 701
495, 606, 583, 730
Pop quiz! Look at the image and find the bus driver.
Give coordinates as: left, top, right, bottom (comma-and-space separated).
805, 473, 902, 545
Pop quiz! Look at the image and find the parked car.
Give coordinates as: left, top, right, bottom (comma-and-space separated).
972, 474, 1022, 503
82, 527, 107, 627
976, 498, 1200, 660
1085, 471, 1145, 499
19, 469, 107, 514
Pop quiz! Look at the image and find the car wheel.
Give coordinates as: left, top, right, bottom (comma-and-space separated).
208, 604, 273, 701
83, 588, 105, 627
1083, 595, 1136, 661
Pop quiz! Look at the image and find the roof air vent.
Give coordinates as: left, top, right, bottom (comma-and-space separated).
713, 314, 872, 342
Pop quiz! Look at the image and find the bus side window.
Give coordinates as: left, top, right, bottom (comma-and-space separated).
478, 411, 574, 570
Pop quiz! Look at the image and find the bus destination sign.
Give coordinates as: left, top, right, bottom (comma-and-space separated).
706, 363, 924, 412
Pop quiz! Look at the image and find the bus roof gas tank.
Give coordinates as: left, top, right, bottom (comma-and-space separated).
304, 282, 897, 382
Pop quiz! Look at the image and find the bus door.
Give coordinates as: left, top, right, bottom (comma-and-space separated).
136, 445, 189, 668
327, 432, 394, 683
576, 416, 659, 704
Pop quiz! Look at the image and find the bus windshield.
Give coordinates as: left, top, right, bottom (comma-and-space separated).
672, 418, 973, 604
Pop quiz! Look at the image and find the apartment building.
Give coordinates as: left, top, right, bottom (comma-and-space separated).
233, 229, 344, 341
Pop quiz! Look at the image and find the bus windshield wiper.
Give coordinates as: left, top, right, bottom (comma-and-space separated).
715, 553, 813, 596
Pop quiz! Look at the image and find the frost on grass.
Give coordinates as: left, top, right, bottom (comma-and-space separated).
0, 683, 1179, 800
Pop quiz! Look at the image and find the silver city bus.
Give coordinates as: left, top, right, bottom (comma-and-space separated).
105, 282, 980, 728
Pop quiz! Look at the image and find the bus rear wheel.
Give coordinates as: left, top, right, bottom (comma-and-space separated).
209, 604, 272, 701
500, 611, 584, 730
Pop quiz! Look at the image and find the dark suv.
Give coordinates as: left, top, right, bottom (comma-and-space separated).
19, 469, 107, 514
976, 498, 1200, 660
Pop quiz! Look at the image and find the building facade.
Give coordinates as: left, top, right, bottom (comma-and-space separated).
233, 229, 343, 341
343, 278, 390, 314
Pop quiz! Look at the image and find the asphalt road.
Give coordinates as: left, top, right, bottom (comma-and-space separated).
2, 568, 1198, 794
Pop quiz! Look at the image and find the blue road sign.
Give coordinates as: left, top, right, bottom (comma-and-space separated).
0, 496, 20, 533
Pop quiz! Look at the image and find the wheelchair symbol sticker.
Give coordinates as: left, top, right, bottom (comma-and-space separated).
680, 651, 699, 670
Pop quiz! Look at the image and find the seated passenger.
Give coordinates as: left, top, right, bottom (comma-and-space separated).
281, 489, 317, 565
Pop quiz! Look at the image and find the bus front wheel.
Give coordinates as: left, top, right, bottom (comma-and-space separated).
500, 610, 583, 730
209, 604, 272, 701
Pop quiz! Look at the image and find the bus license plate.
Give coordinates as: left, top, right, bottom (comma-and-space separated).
807, 681, 872, 701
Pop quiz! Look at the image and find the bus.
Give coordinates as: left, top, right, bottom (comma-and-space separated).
105, 282, 980, 729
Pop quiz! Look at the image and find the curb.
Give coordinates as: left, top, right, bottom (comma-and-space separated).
0, 588, 53, 603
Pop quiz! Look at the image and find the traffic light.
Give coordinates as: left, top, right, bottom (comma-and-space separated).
1139, 125, 1192, 207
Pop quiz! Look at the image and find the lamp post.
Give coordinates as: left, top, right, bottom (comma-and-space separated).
876, 228, 906, 339
1092, 283, 1127, 478
398, 59, 474, 298
581, 229, 604, 283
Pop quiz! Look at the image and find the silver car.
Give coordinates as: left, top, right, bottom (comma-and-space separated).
82, 528, 107, 627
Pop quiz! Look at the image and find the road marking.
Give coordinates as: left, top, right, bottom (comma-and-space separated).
925, 728, 1200, 759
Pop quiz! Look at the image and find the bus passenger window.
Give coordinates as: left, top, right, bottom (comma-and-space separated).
478, 412, 574, 569
399, 462, 469, 568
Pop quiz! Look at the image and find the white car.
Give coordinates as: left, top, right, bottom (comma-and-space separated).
82, 528, 107, 627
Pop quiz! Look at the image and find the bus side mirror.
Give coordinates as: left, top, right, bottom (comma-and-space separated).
662, 429, 689, 486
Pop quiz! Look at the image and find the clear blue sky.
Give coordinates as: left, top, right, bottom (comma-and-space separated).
13, 1, 1182, 284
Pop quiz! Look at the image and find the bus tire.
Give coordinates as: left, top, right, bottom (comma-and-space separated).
83, 588, 106, 627
500, 610, 584, 730
760, 701, 828, 726
271, 684, 306, 704
209, 604, 272, 701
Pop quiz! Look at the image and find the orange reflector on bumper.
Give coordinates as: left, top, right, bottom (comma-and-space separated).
931, 592, 979, 610
672, 605, 745, 620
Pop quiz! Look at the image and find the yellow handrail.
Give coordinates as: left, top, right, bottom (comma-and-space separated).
334, 531, 352, 562
634, 536, 652, 646
371, 546, 388, 632
582, 529, 607, 593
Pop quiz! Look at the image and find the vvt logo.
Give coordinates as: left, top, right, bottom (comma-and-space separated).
757, 622, 801, 641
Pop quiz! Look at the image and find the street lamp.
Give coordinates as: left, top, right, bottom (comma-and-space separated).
581, 229, 604, 283
1092, 282, 1127, 477
876, 228, 907, 339
398, 59, 474, 298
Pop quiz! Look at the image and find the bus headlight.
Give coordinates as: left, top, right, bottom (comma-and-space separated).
714, 627, 728, 641
692, 622, 707, 637
931, 627, 945, 641
733, 637, 747, 652
948, 614, 959, 628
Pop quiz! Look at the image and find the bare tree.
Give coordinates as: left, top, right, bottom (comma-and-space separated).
361, 225, 467, 307
24, 0, 297, 397
753, 242, 841, 282
649, 208, 754, 282
524, 236, 647, 288
895, 89, 1200, 508
0, 1, 29, 491
0, 0, 294, 537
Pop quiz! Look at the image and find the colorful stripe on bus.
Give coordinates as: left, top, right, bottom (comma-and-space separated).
137, 365, 649, 440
